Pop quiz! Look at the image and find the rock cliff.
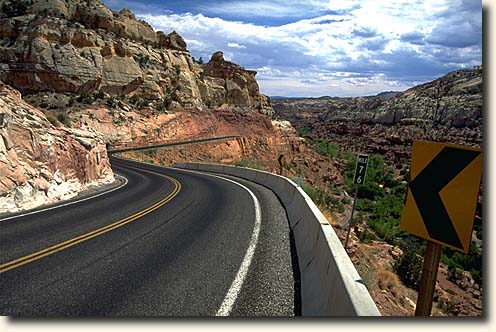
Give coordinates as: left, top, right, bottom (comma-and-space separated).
0, 0, 272, 114
274, 66, 482, 165
0, 81, 113, 213
314, 66, 482, 128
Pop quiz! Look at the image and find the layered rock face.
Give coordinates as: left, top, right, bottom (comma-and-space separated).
274, 66, 482, 164
0, 0, 272, 114
0, 81, 113, 213
316, 66, 482, 128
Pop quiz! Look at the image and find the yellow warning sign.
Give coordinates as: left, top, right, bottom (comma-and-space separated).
400, 141, 482, 253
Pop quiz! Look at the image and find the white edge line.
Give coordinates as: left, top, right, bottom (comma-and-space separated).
174, 167, 262, 316
0, 174, 128, 222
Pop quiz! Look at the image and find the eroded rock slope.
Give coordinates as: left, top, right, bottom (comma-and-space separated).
0, 81, 113, 213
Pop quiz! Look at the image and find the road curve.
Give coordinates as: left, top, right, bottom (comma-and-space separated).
0, 156, 296, 316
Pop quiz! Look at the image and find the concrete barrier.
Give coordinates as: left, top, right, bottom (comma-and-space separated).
173, 163, 380, 316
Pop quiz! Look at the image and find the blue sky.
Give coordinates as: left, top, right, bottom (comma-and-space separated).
103, 0, 482, 97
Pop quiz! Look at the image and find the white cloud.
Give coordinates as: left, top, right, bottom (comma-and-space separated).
228, 42, 246, 49
327, 0, 360, 11
258, 74, 413, 97
138, 0, 481, 97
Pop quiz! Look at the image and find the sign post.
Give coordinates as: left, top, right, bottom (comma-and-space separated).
415, 241, 442, 316
400, 141, 482, 316
277, 154, 285, 175
344, 154, 368, 250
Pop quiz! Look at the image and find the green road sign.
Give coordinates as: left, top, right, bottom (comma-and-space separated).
353, 154, 369, 185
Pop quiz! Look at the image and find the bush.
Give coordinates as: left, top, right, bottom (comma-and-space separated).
308, 138, 340, 158
297, 127, 311, 136
301, 182, 326, 205
341, 196, 352, 205
57, 112, 70, 126
441, 241, 482, 286
357, 228, 376, 243
233, 159, 260, 170
46, 113, 58, 126
144, 148, 157, 156
394, 248, 422, 290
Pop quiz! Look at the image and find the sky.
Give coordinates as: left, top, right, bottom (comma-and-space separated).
103, 0, 482, 97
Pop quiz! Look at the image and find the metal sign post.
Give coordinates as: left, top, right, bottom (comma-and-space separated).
344, 154, 368, 250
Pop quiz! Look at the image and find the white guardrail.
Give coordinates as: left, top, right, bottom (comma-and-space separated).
173, 163, 381, 316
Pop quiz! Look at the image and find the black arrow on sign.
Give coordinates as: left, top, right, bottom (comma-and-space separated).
409, 147, 481, 249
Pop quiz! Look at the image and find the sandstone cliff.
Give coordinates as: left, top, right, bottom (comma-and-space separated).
274, 66, 482, 165
0, 81, 114, 214
314, 66, 482, 128
0, 0, 272, 114
372, 66, 482, 128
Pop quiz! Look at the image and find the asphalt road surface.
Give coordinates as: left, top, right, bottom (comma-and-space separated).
0, 156, 298, 317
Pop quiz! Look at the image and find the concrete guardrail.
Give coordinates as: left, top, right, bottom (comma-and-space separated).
173, 162, 381, 316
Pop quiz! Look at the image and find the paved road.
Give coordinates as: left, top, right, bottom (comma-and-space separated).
0, 156, 298, 316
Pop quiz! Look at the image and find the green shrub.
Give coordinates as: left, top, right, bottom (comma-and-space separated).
308, 138, 340, 158
56, 112, 70, 126
233, 159, 260, 170
46, 113, 58, 126
144, 148, 157, 156
297, 127, 311, 136
438, 298, 456, 315
441, 241, 482, 286
394, 248, 422, 290
357, 228, 376, 243
341, 196, 352, 205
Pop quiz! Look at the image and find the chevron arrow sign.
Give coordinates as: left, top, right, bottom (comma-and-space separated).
400, 141, 482, 253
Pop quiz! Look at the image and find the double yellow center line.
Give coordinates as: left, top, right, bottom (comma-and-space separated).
0, 166, 181, 274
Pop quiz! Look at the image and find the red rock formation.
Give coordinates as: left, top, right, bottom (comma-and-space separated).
0, 81, 113, 213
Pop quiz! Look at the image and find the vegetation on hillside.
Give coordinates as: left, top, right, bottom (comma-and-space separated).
305, 138, 483, 289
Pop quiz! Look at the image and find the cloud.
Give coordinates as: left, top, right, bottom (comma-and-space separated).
352, 26, 377, 38
424, 0, 482, 48
400, 31, 426, 45
134, 0, 481, 97
228, 42, 246, 49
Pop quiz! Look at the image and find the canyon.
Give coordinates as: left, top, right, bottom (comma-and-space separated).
0, 0, 483, 318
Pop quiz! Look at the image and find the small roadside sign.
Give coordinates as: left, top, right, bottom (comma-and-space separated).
344, 153, 369, 250
353, 154, 369, 185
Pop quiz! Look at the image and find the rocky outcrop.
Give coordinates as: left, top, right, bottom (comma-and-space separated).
0, 0, 272, 114
200, 51, 273, 115
70, 104, 277, 149
0, 81, 114, 213
273, 66, 482, 166
312, 66, 482, 128
373, 66, 482, 128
